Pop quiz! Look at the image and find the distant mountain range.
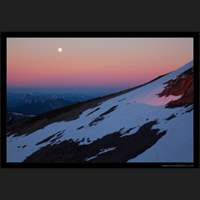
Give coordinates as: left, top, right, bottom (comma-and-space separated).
7, 93, 96, 115
7, 61, 193, 163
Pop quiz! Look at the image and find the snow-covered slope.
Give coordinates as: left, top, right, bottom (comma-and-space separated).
7, 61, 194, 163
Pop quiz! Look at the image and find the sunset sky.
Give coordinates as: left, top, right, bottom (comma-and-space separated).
7, 38, 193, 90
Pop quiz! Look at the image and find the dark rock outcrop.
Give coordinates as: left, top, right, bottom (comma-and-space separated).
24, 121, 166, 163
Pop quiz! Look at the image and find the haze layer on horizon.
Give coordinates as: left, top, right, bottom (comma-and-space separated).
7, 37, 193, 91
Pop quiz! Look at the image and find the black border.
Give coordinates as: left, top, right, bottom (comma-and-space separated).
1, 32, 199, 168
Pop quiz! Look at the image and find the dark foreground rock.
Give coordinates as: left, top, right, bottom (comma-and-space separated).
24, 121, 166, 163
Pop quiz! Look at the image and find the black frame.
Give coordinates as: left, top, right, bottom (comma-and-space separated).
1, 32, 199, 168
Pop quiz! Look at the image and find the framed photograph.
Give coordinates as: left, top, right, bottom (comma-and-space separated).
1, 32, 199, 168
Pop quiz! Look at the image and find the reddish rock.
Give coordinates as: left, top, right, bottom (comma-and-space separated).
158, 68, 193, 108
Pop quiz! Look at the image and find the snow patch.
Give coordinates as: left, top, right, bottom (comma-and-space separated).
85, 147, 116, 161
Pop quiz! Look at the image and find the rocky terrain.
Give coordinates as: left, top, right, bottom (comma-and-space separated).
7, 61, 194, 163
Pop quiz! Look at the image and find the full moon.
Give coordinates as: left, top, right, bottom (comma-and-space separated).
58, 48, 63, 53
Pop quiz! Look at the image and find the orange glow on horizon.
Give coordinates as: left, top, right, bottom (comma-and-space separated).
7, 38, 193, 89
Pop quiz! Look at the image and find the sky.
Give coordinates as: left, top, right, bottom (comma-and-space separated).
7, 38, 193, 90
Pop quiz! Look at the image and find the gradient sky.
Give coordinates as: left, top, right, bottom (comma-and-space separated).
7, 38, 193, 89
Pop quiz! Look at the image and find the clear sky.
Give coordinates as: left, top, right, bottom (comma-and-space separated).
7, 38, 193, 90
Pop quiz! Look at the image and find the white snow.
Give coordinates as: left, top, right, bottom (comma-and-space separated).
128, 111, 193, 162
85, 147, 116, 161
7, 61, 193, 162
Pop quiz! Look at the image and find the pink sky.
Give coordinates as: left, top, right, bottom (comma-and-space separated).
7, 38, 193, 88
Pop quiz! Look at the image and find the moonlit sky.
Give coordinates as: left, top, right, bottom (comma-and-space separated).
7, 38, 193, 90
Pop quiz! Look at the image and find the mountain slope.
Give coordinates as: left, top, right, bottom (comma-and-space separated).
7, 112, 34, 127
7, 61, 194, 163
